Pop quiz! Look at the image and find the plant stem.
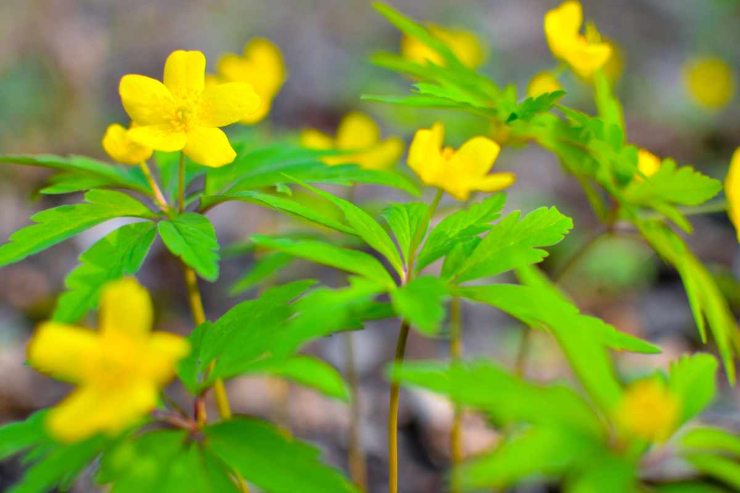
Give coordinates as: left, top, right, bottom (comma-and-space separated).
139, 161, 170, 213
344, 330, 367, 491
449, 296, 463, 487
388, 321, 410, 493
178, 152, 186, 213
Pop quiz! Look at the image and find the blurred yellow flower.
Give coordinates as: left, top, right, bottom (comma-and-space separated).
102, 123, 153, 165
216, 38, 287, 124
726, 147, 740, 243
27, 278, 189, 442
401, 24, 485, 69
527, 71, 562, 98
408, 122, 514, 201
637, 148, 661, 178
683, 56, 736, 111
120, 50, 260, 167
300, 112, 404, 170
614, 379, 680, 443
544, 1, 612, 79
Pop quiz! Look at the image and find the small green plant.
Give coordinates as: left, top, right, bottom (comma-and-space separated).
0, 1, 738, 492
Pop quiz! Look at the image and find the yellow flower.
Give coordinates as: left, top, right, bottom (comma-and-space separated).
27, 278, 189, 442
683, 56, 736, 111
614, 379, 680, 443
216, 38, 287, 124
102, 123, 153, 165
637, 148, 661, 178
401, 24, 485, 69
544, 1, 612, 79
300, 112, 404, 171
527, 71, 562, 98
119, 50, 260, 168
726, 147, 740, 243
408, 122, 515, 201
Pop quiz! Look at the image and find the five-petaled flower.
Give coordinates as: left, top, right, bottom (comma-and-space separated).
544, 1, 612, 79
614, 378, 680, 443
401, 24, 485, 69
726, 147, 740, 243
408, 122, 514, 201
300, 112, 404, 171
119, 50, 260, 167
102, 123, 153, 165
27, 278, 189, 442
214, 38, 287, 124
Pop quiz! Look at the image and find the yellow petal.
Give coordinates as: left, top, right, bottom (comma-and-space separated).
99, 278, 153, 339
726, 147, 740, 243
300, 128, 334, 150
119, 75, 176, 125
544, 1, 583, 60
566, 42, 612, 79
184, 126, 236, 167
401, 34, 444, 67
614, 379, 680, 443
408, 122, 445, 184
27, 322, 99, 383
429, 25, 486, 69
144, 333, 191, 384
163, 50, 206, 100
637, 148, 661, 178
450, 136, 501, 178
128, 124, 187, 152
354, 137, 404, 170
47, 384, 158, 442
527, 71, 562, 98
102, 123, 153, 165
335, 112, 381, 150
198, 82, 261, 127
240, 97, 273, 124
471, 172, 516, 194
241, 38, 287, 95
683, 56, 736, 111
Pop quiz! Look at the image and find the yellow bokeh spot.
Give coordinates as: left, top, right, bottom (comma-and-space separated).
401, 24, 486, 69
527, 71, 562, 98
683, 56, 736, 111
407, 122, 514, 201
725, 147, 740, 243
614, 378, 680, 443
27, 278, 189, 442
637, 148, 661, 179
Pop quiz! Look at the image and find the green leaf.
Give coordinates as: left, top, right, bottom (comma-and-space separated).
158, 213, 220, 281
417, 193, 506, 272
390, 276, 449, 335
454, 207, 573, 282
681, 427, 740, 457
0, 411, 46, 460
381, 202, 429, 265
506, 90, 566, 124
207, 418, 357, 493
593, 70, 624, 133
668, 353, 718, 424
0, 189, 154, 268
624, 160, 722, 208
235, 356, 349, 400
52, 222, 157, 323
290, 178, 405, 278
0, 154, 149, 193
229, 251, 294, 295
98, 430, 238, 493
683, 454, 740, 491
251, 235, 396, 289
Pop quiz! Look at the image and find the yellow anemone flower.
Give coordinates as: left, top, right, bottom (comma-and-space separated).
726, 147, 740, 243
216, 38, 287, 124
682, 56, 736, 111
527, 71, 562, 98
614, 378, 680, 443
27, 278, 189, 442
637, 148, 661, 179
119, 50, 260, 167
408, 122, 515, 201
544, 1, 612, 79
300, 112, 404, 171
401, 24, 486, 69
102, 123, 153, 165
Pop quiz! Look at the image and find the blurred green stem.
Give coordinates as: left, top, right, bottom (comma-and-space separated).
178, 152, 186, 213
449, 296, 463, 491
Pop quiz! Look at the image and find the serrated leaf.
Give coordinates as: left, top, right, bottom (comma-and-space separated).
52, 222, 156, 323
251, 235, 395, 289
381, 202, 429, 264
158, 213, 220, 281
390, 276, 448, 335
207, 418, 357, 493
454, 207, 573, 282
416, 193, 506, 271
668, 353, 718, 424
0, 189, 154, 268
625, 160, 722, 207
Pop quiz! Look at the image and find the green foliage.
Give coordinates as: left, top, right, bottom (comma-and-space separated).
207, 418, 357, 493
381, 202, 429, 265
236, 356, 349, 400
0, 189, 154, 268
158, 212, 220, 281
668, 353, 718, 424
390, 276, 448, 335
230, 251, 294, 295
52, 221, 157, 323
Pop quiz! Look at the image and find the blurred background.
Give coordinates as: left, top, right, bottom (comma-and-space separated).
0, 1, 738, 491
